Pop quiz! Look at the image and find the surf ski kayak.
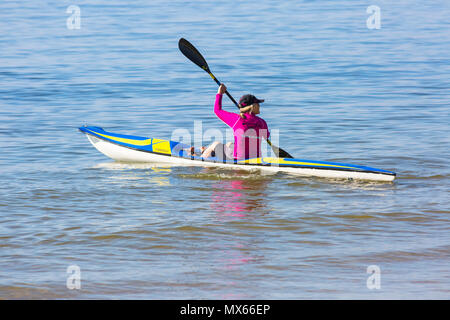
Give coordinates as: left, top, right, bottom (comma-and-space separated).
79, 126, 396, 182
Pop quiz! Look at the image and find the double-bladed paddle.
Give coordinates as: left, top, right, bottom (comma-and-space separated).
178, 38, 293, 159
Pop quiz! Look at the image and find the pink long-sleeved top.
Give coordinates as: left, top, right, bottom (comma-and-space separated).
214, 93, 270, 160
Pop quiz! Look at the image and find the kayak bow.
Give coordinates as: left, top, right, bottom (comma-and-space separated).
79, 126, 396, 182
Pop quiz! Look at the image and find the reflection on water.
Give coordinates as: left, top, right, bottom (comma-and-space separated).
195, 170, 271, 298
215, 241, 266, 300
175, 165, 273, 216
94, 162, 173, 172
95, 162, 172, 187
210, 178, 269, 217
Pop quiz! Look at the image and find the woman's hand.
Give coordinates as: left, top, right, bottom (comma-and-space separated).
217, 84, 227, 95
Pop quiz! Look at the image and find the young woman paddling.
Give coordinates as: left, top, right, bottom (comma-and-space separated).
195, 84, 270, 160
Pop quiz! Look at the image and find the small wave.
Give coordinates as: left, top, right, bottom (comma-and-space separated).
178, 169, 277, 181
400, 174, 449, 180
93, 161, 173, 171
0, 285, 64, 300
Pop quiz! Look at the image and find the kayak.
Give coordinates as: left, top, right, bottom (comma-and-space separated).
79, 126, 396, 182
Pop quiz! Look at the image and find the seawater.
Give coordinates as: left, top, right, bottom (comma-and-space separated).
0, 0, 449, 299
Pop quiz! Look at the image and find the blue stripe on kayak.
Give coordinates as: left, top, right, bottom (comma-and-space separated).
79, 126, 149, 141
79, 126, 155, 152
274, 157, 395, 174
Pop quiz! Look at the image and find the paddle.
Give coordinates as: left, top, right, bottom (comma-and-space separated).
178, 38, 293, 158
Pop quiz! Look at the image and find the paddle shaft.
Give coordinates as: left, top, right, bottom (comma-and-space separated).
203, 68, 239, 108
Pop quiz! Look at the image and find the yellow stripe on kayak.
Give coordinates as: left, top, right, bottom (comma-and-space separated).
238, 158, 264, 164
151, 139, 172, 154
90, 130, 172, 154
261, 157, 355, 169
87, 129, 172, 155
90, 131, 152, 146
239, 157, 354, 169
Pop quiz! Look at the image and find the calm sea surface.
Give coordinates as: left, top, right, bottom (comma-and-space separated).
0, 0, 449, 299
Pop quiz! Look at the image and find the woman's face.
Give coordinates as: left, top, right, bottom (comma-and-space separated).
252, 103, 260, 114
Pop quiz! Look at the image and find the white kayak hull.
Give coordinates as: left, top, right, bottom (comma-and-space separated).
81, 126, 396, 182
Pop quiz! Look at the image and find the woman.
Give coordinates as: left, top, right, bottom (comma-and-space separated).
197, 84, 270, 160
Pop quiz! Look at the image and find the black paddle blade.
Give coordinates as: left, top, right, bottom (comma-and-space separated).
278, 149, 294, 159
178, 38, 210, 72
267, 139, 293, 158
273, 146, 293, 158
